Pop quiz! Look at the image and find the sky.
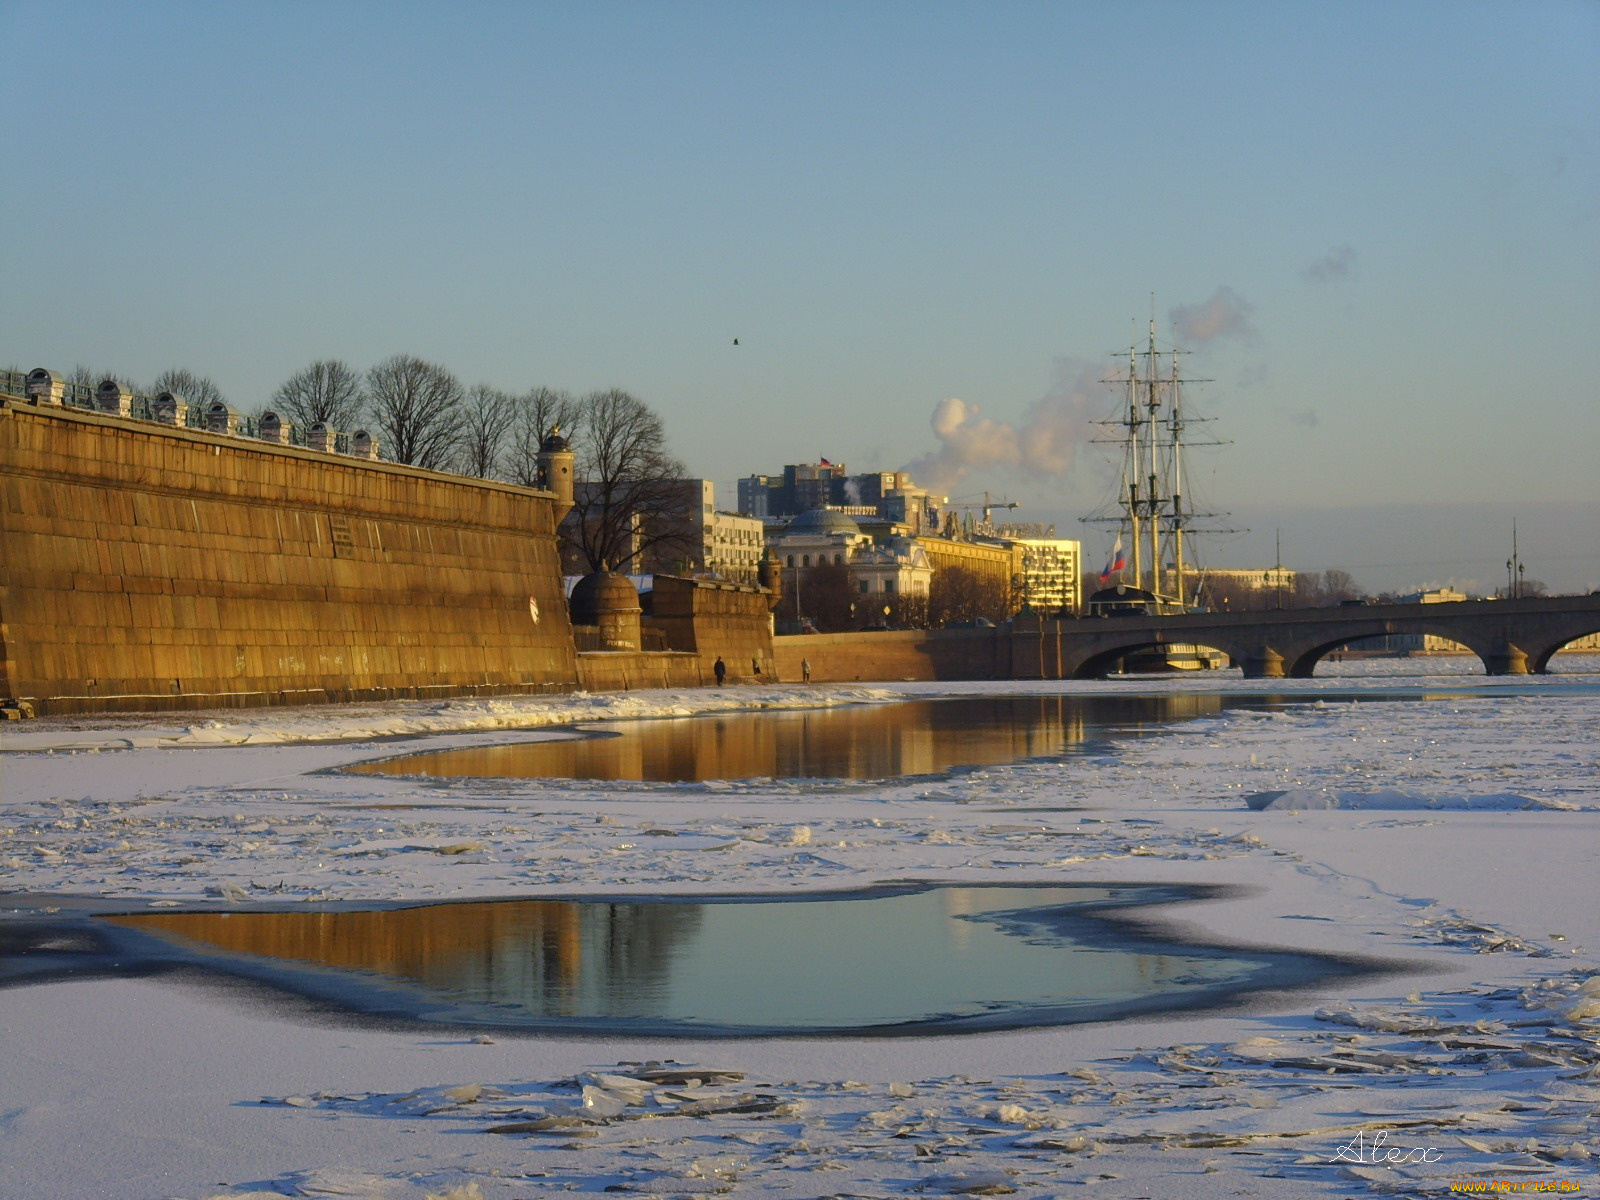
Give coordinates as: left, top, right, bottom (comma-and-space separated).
4, 0, 1597, 594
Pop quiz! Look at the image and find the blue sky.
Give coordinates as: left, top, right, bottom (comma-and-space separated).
4, 1, 1596, 592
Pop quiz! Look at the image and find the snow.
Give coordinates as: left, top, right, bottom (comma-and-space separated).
2, 659, 1597, 1198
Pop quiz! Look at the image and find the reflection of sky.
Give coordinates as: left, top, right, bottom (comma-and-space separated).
641, 889, 1216, 1027
108, 887, 1282, 1031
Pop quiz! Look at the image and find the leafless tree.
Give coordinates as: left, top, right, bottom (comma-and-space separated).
150, 368, 226, 408
773, 560, 857, 631
67, 365, 134, 390
456, 383, 517, 479
505, 386, 579, 487
929, 565, 1013, 626
1294, 569, 1366, 607
271, 360, 365, 431
1497, 577, 1549, 599
884, 591, 930, 630
564, 389, 690, 573
365, 355, 465, 471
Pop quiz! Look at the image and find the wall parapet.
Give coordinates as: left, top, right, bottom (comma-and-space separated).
4, 370, 376, 460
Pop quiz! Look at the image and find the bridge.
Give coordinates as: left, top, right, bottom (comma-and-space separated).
1013, 594, 1600, 679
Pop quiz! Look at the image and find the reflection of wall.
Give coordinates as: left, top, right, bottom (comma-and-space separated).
347, 694, 1197, 783
105, 899, 703, 1016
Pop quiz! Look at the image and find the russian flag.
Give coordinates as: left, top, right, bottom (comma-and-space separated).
1098, 535, 1126, 583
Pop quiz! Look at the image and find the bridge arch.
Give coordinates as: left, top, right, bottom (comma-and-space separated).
1280, 630, 1465, 678
1530, 626, 1600, 674
1070, 636, 1241, 680
1284, 623, 1522, 677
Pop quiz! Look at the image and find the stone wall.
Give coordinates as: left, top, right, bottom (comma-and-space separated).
647, 575, 777, 685
576, 650, 703, 693
772, 627, 1013, 683
0, 397, 577, 713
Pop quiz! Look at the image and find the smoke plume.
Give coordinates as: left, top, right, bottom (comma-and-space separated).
903, 359, 1103, 494
1301, 244, 1357, 284
1169, 286, 1255, 346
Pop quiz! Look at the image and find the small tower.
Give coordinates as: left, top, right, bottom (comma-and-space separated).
757, 547, 784, 611
536, 425, 575, 522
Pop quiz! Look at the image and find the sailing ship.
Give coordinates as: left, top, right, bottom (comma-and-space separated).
1082, 316, 1230, 670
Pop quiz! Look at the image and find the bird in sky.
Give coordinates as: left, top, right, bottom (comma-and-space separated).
732, 338, 740, 345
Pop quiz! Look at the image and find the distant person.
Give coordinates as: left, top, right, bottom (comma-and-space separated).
752, 658, 763, 680
713, 656, 726, 687
801, 658, 811, 683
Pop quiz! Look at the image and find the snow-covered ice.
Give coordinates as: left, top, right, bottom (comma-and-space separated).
1, 660, 1596, 1198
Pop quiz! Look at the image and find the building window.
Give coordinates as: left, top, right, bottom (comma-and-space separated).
803, 555, 811, 567
859, 580, 869, 594
786, 555, 794, 567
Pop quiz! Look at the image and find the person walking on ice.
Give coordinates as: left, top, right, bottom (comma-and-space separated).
801, 658, 811, 683
713, 656, 727, 687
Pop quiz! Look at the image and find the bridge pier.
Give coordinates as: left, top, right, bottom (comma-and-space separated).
1239, 647, 1285, 679
1483, 644, 1530, 676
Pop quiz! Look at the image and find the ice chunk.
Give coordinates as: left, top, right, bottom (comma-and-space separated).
1246, 788, 1336, 811
920, 1172, 1017, 1195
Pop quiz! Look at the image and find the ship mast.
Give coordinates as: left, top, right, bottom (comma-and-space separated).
1085, 310, 1230, 610
1143, 317, 1164, 600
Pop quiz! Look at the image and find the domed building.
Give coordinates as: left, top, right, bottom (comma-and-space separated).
770, 507, 931, 608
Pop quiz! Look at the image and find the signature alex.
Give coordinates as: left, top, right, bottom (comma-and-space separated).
1330, 1130, 1444, 1164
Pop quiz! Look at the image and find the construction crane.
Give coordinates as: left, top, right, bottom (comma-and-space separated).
945, 492, 1019, 524
940, 492, 1020, 539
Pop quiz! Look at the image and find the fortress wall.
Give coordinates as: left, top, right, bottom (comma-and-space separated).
772, 627, 1008, 683
647, 575, 776, 684
0, 398, 577, 713
575, 650, 702, 693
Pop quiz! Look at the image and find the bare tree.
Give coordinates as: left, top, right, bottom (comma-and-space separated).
150, 368, 225, 407
271, 360, 365, 431
505, 386, 579, 487
884, 590, 930, 630
456, 383, 517, 479
67, 365, 134, 390
365, 355, 465, 470
929, 565, 1013, 626
773, 560, 857, 631
564, 389, 690, 573
1294, 569, 1367, 607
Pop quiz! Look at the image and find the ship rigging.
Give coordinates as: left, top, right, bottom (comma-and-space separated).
1083, 316, 1234, 613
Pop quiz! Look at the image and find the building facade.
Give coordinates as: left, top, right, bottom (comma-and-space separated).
770, 508, 931, 615
739, 462, 942, 533
1010, 537, 1083, 613
563, 478, 766, 584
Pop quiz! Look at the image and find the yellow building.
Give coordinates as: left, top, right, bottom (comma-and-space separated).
1009, 537, 1082, 613
916, 535, 1017, 596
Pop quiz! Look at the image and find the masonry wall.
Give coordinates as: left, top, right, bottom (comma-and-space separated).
576, 650, 703, 692
772, 627, 1012, 683
0, 397, 578, 713
648, 575, 777, 685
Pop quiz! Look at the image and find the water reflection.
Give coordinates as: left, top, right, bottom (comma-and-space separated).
99, 886, 1346, 1035
347, 694, 1241, 782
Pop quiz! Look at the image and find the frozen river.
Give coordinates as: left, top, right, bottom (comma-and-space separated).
2, 657, 1597, 1199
